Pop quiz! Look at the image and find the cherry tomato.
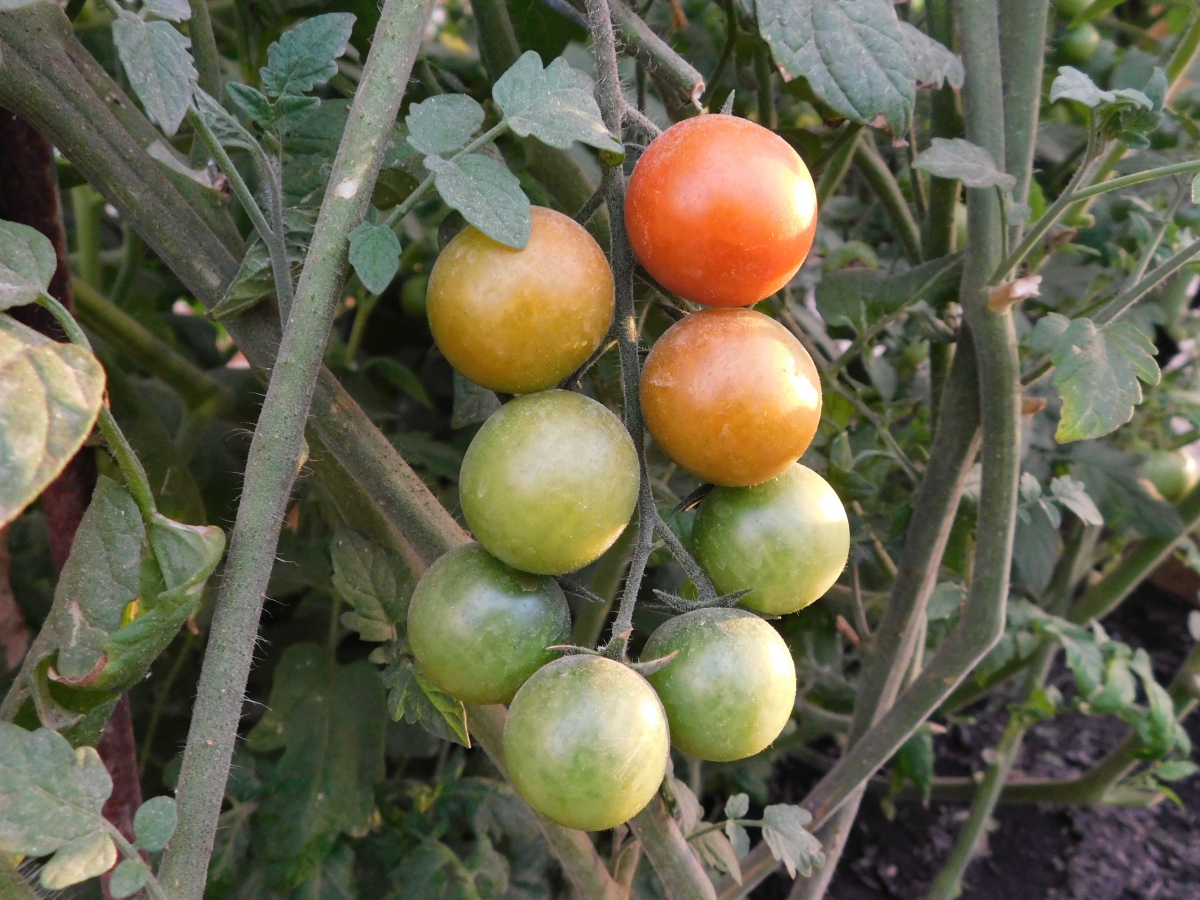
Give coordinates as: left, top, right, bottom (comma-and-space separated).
642, 608, 796, 762
1059, 24, 1100, 65
427, 207, 614, 394
406, 543, 571, 705
459, 390, 639, 574
503, 654, 669, 831
694, 463, 849, 615
640, 308, 822, 486
1143, 450, 1199, 503
624, 115, 817, 308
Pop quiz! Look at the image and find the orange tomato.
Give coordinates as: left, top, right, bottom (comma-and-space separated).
624, 115, 817, 308
427, 207, 614, 394
640, 308, 822, 486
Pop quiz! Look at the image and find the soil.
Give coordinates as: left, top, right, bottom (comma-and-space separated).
759, 583, 1200, 900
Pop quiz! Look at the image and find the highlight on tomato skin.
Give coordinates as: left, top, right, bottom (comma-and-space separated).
693, 463, 851, 616
624, 114, 817, 308
426, 206, 614, 395
640, 308, 823, 487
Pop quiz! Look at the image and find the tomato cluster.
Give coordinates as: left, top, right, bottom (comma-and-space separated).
408, 116, 849, 833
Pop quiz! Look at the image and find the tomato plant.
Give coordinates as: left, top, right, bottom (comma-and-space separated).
625, 115, 818, 308
503, 654, 670, 832
427, 207, 614, 394
459, 390, 639, 574
643, 607, 797, 761
1059, 23, 1100, 64
640, 308, 823, 486
1143, 450, 1199, 503
694, 464, 850, 615
406, 542, 571, 704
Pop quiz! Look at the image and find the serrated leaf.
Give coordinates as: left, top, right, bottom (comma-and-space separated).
1049, 475, 1103, 526
760, 804, 824, 879
451, 370, 500, 429
725, 793, 750, 819
143, 0, 190, 21
0, 219, 57, 310
112, 11, 197, 136
195, 87, 259, 152
133, 796, 177, 852
756, 0, 914, 134
246, 643, 387, 889
1050, 66, 1153, 111
912, 138, 1015, 190
348, 221, 401, 295
381, 655, 470, 747
330, 527, 412, 643
492, 51, 622, 155
0, 725, 115, 886
260, 13, 355, 99
694, 830, 742, 883
897, 21, 962, 89
227, 82, 275, 127
1030, 312, 1071, 352
726, 820, 750, 860
0, 315, 105, 529
213, 208, 315, 318
425, 154, 531, 249
405, 94, 485, 157
1050, 318, 1160, 443
108, 859, 149, 898
275, 95, 321, 135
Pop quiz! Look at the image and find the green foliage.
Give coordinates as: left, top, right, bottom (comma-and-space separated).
111, 7, 197, 136
0, 220, 57, 310
347, 220, 403, 296
380, 648, 471, 748
330, 526, 412, 642
259, 13, 356, 100
912, 138, 1015, 190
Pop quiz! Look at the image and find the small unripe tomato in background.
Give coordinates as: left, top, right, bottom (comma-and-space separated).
640, 308, 822, 486
694, 463, 850, 615
459, 391, 639, 575
642, 608, 797, 762
1058, 24, 1100, 65
427, 207, 614, 394
400, 274, 428, 318
624, 115, 818, 308
504, 655, 669, 831
406, 543, 571, 705
1142, 449, 1199, 503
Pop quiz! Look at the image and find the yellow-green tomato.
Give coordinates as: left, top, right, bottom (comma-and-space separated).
1143, 450, 1199, 503
427, 206, 615, 394
642, 608, 796, 762
694, 463, 849, 615
1059, 24, 1100, 65
459, 390, 639, 575
503, 654, 669, 831
406, 543, 571, 705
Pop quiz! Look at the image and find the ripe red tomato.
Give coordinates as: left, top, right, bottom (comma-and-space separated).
624, 114, 817, 308
642, 608, 796, 762
406, 543, 571, 705
427, 206, 614, 393
503, 655, 670, 831
459, 390, 639, 575
640, 308, 822, 486
693, 463, 849, 615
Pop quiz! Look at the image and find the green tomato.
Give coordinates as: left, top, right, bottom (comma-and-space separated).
406, 543, 571, 705
1143, 450, 1199, 503
459, 390, 639, 575
503, 655, 669, 831
401, 274, 428, 318
694, 463, 849, 615
1054, 0, 1093, 19
643, 608, 796, 762
1059, 24, 1100, 65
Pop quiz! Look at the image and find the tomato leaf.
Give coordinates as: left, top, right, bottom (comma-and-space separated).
755, 0, 914, 135
1049, 475, 1104, 526
897, 21, 962, 89
760, 804, 825, 878
0, 315, 105, 528
694, 829, 742, 884
381, 654, 471, 748
259, 13, 355, 100
1049, 318, 1160, 443
726, 819, 751, 860
348, 220, 402, 296
111, 11, 197, 136
451, 370, 501, 428
226, 83, 276, 129
406, 94, 486, 157
133, 796, 178, 852
0, 724, 116, 889
108, 860, 149, 899
330, 527, 413, 642
425, 154, 531, 250
363, 357, 434, 409
912, 138, 1016, 190
193, 87, 259, 153
143, 0, 190, 21
1049, 66, 1150, 110
0, 219, 57, 310
213, 208, 315, 319
246, 643, 387, 889
492, 51, 622, 156
889, 731, 934, 805
725, 793, 750, 820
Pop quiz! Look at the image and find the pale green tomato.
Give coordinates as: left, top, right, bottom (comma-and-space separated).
694, 463, 850, 615
503, 655, 670, 831
1143, 450, 1199, 503
459, 390, 639, 575
643, 608, 796, 761
406, 543, 571, 705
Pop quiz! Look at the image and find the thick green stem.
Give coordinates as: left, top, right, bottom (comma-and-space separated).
71, 183, 103, 287
855, 138, 922, 265
157, 4, 432, 897
998, 0, 1049, 226
187, 0, 221, 107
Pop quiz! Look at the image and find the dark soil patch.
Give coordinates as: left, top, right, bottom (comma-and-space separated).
759, 584, 1200, 899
